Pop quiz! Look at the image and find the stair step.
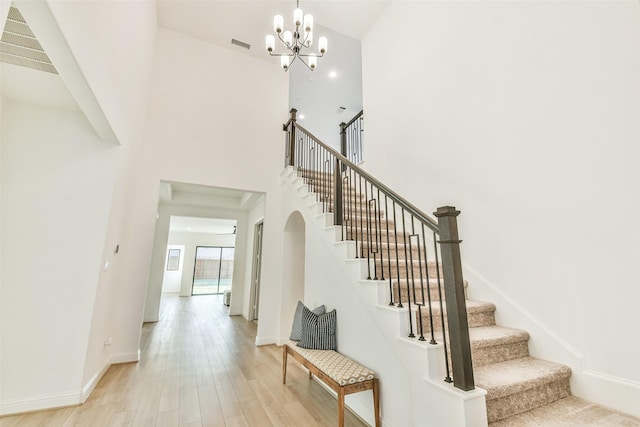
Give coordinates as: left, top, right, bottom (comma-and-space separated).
415, 300, 496, 333
376, 258, 441, 278
475, 357, 572, 423
468, 326, 530, 367
392, 278, 468, 303
429, 326, 530, 372
488, 395, 640, 426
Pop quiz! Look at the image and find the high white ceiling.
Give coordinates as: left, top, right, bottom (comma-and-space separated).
156, 0, 390, 66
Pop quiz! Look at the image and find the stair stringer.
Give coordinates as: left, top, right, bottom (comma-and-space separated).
281, 167, 487, 427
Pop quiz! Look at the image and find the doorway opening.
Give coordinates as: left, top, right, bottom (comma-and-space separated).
192, 246, 235, 295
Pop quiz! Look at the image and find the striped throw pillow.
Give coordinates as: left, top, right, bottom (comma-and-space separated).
297, 306, 337, 350
290, 301, 325, 341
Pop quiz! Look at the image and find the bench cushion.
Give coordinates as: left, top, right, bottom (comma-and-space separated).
287, 341, 375, 386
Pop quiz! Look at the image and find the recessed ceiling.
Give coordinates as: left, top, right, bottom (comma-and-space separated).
1, 6, 57, 74
159, 181, 264, 210
169, 216, 237, 235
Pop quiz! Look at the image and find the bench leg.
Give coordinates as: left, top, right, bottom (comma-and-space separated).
282, 345, 288, 384
373, 378, 380, 427
338, 388, 345, 427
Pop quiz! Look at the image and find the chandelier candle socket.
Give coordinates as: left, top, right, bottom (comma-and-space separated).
265, 0, 327, 71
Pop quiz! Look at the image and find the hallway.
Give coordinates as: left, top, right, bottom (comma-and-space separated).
0, 295, 367, 427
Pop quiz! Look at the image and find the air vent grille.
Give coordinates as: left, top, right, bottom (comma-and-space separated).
231, 38, 250, 50
1, 6, 57, 74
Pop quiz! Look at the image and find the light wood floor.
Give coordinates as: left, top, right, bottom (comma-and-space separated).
0, 294, 367, 427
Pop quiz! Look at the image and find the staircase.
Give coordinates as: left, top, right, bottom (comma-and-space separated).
282, 111, 640, 426
292, 167, 575, 425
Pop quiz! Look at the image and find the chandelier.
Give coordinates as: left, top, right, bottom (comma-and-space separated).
265, 1, 327, 71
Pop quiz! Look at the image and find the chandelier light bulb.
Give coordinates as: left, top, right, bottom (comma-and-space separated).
280, 55, 290, 70
265, 34, 275, 52
303, 14, 313, 33
305, 31, 313, 47
308, 54, 317, 70
283, 30, 293, 47
293, 8, 303, 26
318, 36, 327, 54
274, 15, 284, 33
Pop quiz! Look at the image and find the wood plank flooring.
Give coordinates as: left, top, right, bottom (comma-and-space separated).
0, 294, 367, 427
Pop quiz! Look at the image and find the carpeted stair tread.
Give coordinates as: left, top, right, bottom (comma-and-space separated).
488, 396, 640, 426
468, 326, 530, 349
475, 356, 571, 401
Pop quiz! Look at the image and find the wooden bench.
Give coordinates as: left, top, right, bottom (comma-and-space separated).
282, 340, 380, 427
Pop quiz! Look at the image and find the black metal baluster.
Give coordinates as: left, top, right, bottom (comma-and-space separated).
412, 218, 426, 342
433, 231, 452, 383
358, 175, 365, 259
392, 201, 402, 308
402, 208, 414, 338
376, 188, 384, 281
385, 194, 394, 306
364, 180, 372, 279
423, 224, 436, 345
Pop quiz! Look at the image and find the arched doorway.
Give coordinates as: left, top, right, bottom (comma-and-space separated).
281, 211, 305, 336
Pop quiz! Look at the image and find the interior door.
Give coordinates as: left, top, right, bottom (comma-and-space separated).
250, 222, 264, 321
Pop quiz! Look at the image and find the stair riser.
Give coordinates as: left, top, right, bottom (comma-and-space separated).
472, 342, 529, 368
376, 261, 441, 279
392, 282, 466, 303
360, 243, 422, 259
345, 231, 413, 245
486, 378, 571, 423
415, 308, 495, 333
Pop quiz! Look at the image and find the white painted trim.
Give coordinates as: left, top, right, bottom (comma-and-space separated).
111, 350, 140, 365
143, 316, 159, 323
0, 350, 142, 416
0, 391, 80, 416
80, 363, 111, 403
255, 336, 277, 346
572, 369, 640, 418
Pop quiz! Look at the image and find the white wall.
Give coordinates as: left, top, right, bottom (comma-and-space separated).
2, 0, 157, 414
362, 1, 640, 416
131, 28, 288, 348
289, 24, 363, 149
161, 244, 185, 293
0, 99, 120, 413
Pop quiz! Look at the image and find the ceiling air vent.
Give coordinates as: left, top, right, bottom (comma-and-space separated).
231, 38, 250, 50
1, 6, 57, 74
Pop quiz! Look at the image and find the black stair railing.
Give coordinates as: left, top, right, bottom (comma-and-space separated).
339, 110, 364, 165
284, 109, 475, 392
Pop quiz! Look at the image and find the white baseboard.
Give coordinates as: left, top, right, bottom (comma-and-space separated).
0, 350, 142, 417
0, 391, 80, 416
572, 369, 640, 418
80, 362, 111, 403
111, 350, 140, 364
255, 336, 277, 346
